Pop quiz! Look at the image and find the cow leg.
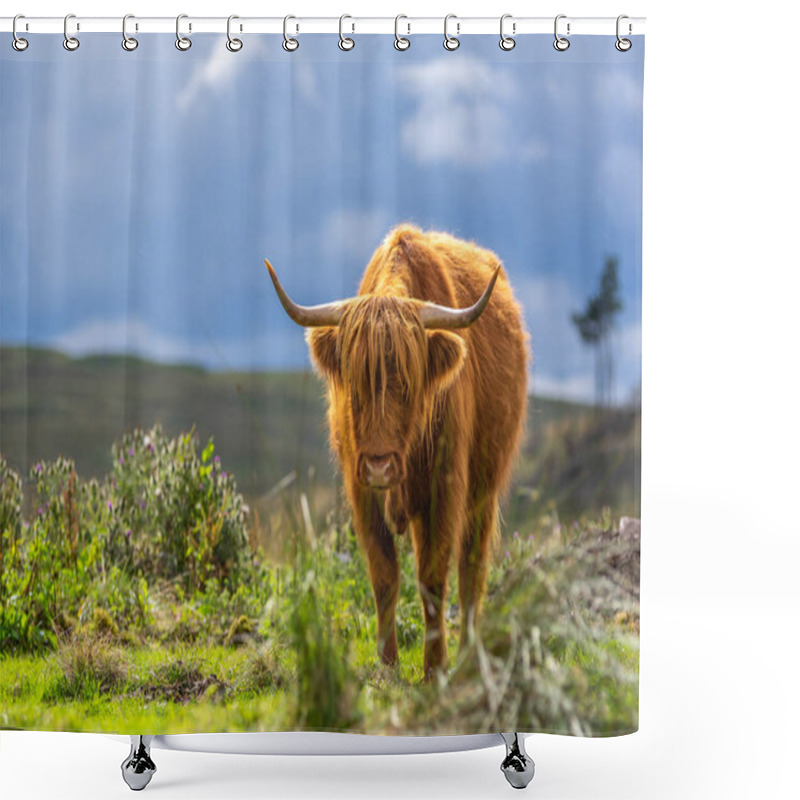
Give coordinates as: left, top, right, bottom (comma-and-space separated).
411, 511, 457, 680
458, 493, 498, 651
353, 490, 401, 666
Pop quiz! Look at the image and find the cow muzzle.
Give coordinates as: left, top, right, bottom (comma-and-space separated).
357, 452, 403, 489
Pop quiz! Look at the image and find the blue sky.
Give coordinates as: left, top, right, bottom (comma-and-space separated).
0, 34, 643, 403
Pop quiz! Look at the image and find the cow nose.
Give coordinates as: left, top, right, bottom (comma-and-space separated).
359, 453, 399, 488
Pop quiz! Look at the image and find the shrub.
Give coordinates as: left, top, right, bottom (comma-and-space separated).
105, 425, 250, 592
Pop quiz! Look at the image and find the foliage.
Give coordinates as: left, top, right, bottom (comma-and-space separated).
1, 415, 639, 736
104, 424, 250, 592
0, 427, 254, 654
410, 518, 639, 735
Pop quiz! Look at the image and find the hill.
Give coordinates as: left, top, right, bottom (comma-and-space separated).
0, 346, 639, 521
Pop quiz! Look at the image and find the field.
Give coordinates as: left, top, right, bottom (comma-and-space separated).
0, 346, 640, 735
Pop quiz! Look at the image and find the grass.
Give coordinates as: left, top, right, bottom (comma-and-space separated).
0, 346, 640, 736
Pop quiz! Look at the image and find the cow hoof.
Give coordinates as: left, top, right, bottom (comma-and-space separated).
500, 733, 535, 789
121, 736, 156, 791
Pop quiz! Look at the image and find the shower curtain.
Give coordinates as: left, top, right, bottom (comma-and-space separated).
0, 29, 643, 737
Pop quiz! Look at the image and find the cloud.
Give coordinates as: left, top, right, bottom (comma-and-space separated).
532, 372, 594, 403
320, 208, 391, 262
594, 70, 643, 111
398, 58, 547, 167
177, 41, 263, 113
50, 317, 208, 365
47, 315, 312, 372
598, 143, 642, 226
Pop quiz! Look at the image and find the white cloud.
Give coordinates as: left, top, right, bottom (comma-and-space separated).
532, 372, 594, 404
320, 208, 391, 262
177, 41, 263, 113
50, 317, 207, 365
598, 143, 641, 226
293, 61, 321, 108
398, 58, 547, 167
594, 70, 643, 111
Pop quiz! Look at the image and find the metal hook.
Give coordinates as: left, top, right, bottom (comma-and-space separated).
499, 14, 516, 51
227, 15, 243, 52
339, 14, 355, 50
175, 14, 192, 51
444, 14, 460, 51
63, 13, 79, 51
12, 14, 28, 51
394, 14, 410, 51
283, 15, 299, 52
122, 14, 138, 51
616, 14, 632, 51
553, 14, 570, 51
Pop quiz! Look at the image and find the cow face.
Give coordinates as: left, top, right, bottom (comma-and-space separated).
308, 297, 466, 489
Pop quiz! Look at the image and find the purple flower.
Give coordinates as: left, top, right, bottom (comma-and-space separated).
125, 529, 132, 540
37, 507, 43, 516
221, 471, 227, 479
35, 463, 42, 473
119, 455, 124, 465
513, 530, 519, 540
214, 456, 221, 464
528, 533, 534, 542
98, 564, 104, 573
107, 501, 113, 511
148, 443, 155, 453
504, 550, 511, 559
140, 499, 146, 510
128, 447, 135, 456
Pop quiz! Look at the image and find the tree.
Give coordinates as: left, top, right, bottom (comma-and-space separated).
572, 257, 623, 408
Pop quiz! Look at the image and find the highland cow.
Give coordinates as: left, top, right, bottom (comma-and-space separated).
265, 225, 528, 676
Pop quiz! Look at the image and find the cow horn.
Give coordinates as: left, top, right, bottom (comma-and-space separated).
264, 258, 349, 327
418, 266, 501, 329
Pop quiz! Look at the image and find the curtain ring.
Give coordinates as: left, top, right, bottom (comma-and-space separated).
443, 14, 460, 51
122, 14, 138, 51
339, 14, 355, 50
499, 14, 515, 51
615, 15, 632, 51
283, 15, 299, 51
226, 15, 243, 52
553, 14, 570, 51
176, 14, 192, 51
394, 14, 410, 51
63, 13, 80, 51
12, 14, 29, 51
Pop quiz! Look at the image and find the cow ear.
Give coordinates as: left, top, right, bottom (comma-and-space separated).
307, 328, 340, 379
426, 331, 467, 392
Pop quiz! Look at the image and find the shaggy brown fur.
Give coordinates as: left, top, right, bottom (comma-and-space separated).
305, 225, 529, 677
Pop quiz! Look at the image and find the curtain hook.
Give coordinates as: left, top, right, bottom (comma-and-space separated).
444, 14, 460, 51
283, 15, 299, 51
227, 15, 243, 52
63, 13, 80, 51
176, 14, 192, 51
122, 14, 138, 51
499, 14, 516, 51
616, 15, 632, 51
12, 14, 29, 51
394, 14, 410, 51
553, 14, 570, 51
339, 14, 355, 51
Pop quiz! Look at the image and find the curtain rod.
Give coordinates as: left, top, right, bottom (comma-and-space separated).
1, 16, 645, 36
